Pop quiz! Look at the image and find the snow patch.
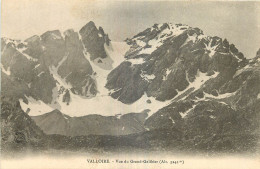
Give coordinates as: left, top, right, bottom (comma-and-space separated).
219, 101, 228, 105
104, 41, 130, 68
19, 96, 53, 116
33, 64, 40, 70
127, 58, 145, 65
116, 114, 122, 119
180, 105, 196, 118
181, 33, 198, 47
27, 83, 31, 88
203, 91, 236, 99
174, 70, 219, 101
17, 47, 38, 62
141, 70, 155, 82
163, 68, 171, 80
204, 39, 219, 58
231, 51, 243, 62
169, 116, 175, 124
1, 64, 11, 76
233, 65, 252, 78
210, 115, 216, 119
135, 39, 146, 48
37, 71, 44, 77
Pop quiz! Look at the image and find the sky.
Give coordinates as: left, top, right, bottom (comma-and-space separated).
1, 0, 260, 58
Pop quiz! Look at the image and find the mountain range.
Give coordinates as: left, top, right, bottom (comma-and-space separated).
1, 21, 259, 153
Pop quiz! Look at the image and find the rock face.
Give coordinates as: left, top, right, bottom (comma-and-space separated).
57, 29, 96, 96
1, 21, 111, 114
106, 23, 247, 104
79, 21, 110, 61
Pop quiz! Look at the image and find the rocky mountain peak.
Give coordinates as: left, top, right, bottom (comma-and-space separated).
25, 35, 40, 43
1, 21, 111, 115
79, 21, 110, 60
79, 21, 97, 35
106, 23, 248, 104
63, 29, 76, 37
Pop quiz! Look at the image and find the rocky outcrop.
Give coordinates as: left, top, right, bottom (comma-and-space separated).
1, 97, 45, 152
79, 21, 110, 60
62, 90, 71, 105
106, 62, 149, 104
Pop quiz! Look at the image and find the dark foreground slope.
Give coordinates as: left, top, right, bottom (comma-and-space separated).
1, 95, 259, 154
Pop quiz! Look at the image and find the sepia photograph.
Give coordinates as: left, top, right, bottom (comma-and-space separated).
1, 0, 260, 168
